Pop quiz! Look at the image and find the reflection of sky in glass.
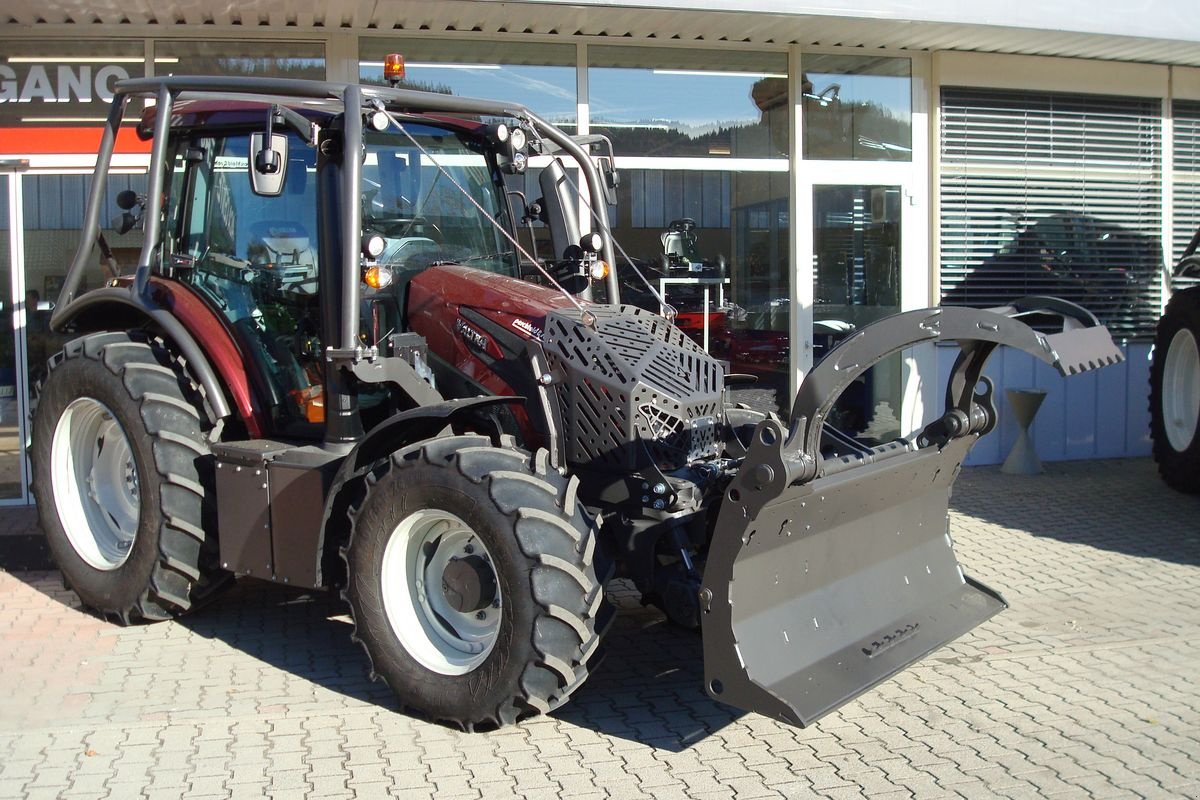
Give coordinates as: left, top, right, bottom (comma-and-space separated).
589, 69, 768, 132
360, 64, 577, 124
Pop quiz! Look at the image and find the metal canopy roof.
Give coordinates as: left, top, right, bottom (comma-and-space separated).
2, 0, 1199, 67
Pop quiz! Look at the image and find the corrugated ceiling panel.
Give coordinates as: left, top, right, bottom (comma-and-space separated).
2, 1, 1199, 66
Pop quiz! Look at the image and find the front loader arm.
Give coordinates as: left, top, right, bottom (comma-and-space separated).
700, 298, 1122, 728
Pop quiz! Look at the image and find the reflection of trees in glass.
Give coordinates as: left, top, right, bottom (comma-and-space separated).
360, 75, 454, 95
805, 99, 910, 160
593, 121, 768, 158
168, 57, 324, 80
218, 58, 322, 78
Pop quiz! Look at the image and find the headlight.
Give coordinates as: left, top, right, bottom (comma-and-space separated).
509, 126, 527, 151
363, 234, 386, 259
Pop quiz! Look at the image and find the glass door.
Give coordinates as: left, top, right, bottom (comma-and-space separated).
795, 163, 928, 443
793, 51, 931, 443
0, 168, 26, 501
812, 183, 904, 440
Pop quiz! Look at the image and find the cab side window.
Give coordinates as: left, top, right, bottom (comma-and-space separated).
172, 132, 326, 433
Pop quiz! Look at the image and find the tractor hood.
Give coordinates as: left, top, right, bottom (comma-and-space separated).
408, 264, 580, 322
406, 264, 584, 359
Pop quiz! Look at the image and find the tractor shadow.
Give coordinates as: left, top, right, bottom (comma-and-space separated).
0, 533, 55, 573
0, 519, 740, 747
950, 458, 1200, 568
552, 586, 746, 749
175, 577, 742, 748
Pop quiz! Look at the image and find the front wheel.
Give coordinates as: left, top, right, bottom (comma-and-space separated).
1150, 289, 1200, 493
343, 435, 610, 730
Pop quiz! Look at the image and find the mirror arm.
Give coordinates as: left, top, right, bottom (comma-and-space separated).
273, 104, 320, 146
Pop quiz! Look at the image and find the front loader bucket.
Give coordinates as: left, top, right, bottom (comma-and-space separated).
701, 299, 1123, 727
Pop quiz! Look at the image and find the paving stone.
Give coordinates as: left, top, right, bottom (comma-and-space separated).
0, 458, 1197, 799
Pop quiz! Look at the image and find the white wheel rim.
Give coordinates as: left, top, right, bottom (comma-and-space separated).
50, 397, 140, 571
1163, 327, 1200, 452
380, 509, 502, 675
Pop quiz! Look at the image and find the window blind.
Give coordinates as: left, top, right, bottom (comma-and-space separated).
940, 89, 1163, 339
1173, 100, 1200, 273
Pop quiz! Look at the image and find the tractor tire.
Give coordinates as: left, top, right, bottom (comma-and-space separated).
342, 435, 610, 730
31, 332, 225, 622
1150, 288, 1200, 493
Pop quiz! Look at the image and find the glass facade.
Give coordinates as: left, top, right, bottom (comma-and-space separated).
587, 47, 786, 159
0, 173, 16, 499
813, 184, 904, 441
802, 54, 912, 161
589, 46, 791, 411
359, 39, 577, 126
0, 40, 145, 128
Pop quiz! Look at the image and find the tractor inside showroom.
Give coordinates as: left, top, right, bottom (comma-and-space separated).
32, 66, 1124, 731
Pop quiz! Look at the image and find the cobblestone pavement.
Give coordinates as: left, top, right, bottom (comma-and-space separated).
1, 457, 1198, 799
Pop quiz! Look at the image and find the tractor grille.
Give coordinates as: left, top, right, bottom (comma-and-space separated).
543, 305, 723, 472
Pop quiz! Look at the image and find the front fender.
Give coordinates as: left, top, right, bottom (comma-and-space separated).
52, 278, 268, 435
312, 395, 524, 586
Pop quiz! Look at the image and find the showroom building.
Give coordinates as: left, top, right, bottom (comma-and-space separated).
0, 0, 1197, 504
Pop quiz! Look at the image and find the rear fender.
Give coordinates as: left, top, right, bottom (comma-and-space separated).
700, 298, 1123, 728
53, 279, 267, 436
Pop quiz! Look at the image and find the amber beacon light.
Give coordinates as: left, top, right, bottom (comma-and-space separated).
383, 54, 406, 86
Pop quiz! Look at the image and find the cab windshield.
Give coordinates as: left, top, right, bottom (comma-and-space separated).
363, 125, 518, 276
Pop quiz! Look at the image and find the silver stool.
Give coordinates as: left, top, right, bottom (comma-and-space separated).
1001, 387, 1047, 475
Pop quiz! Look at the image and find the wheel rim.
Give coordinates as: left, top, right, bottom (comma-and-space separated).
1163, 327, 1200, 452
380, 509, 502, 675
50, 397, 140, 571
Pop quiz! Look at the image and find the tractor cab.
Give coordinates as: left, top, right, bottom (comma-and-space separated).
138, 100, 537, 436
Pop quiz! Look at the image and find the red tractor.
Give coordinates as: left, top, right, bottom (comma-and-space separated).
32, 71, 1123, 730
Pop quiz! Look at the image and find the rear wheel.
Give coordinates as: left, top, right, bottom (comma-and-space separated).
31, 332, 224, 621
1150, 289, 1200, 493
343, 435, 609, 730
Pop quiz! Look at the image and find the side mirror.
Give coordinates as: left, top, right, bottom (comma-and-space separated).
538, 158, 582, 267
596, 156, 619, 207
112, 190, 145, 234
250, 132, 288, 196
113, 211, 139, 235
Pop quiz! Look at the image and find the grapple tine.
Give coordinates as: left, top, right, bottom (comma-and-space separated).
1044, 326, 1125, 376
